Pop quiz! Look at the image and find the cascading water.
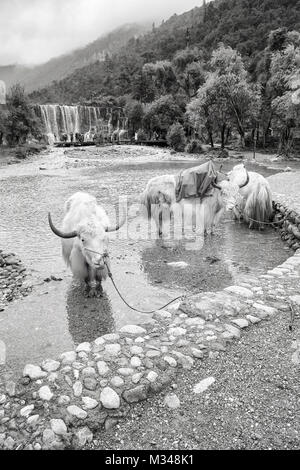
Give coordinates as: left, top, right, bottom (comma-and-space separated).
35, 105, 104, 144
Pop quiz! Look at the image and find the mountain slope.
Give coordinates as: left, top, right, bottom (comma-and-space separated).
29, 0, 300, 104
0, 23, 149, 93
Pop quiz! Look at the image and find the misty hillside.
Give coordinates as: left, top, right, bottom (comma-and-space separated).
0, 23, 149, 93
28, 0, 300, 105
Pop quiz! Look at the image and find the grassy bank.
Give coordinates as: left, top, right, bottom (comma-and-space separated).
0, 143, 47, 167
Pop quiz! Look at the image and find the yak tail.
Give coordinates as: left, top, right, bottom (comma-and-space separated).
244, 183, 273, 228
140, 191, 153, 220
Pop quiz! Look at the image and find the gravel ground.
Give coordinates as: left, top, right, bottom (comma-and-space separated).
90, 308, 300, 450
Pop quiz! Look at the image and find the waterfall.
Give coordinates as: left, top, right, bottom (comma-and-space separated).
36, 104, 104, 144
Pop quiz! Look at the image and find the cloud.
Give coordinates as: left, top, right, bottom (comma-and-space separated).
0, 0, 209, 65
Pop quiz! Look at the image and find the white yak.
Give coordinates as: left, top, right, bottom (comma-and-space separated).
48, 192, 125, 297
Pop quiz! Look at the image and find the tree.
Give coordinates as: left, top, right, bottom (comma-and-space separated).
143, 95, 183, 138
269, 44, 300, 155
5, 84, 41, 146
124, 99, 144, 136
166, 123, 186, 151
209, 45, 261, 146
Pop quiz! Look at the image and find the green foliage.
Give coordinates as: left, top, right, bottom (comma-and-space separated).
124, 100, 144, 135
5, 84, 41, 146
185, 139, 205, 154
143, 95, 183, 137
166, 123, 186, 151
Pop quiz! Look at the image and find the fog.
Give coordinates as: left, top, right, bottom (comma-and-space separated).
0, 0, 212, 65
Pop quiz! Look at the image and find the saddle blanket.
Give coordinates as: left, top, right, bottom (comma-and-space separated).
175, 160, 218, 202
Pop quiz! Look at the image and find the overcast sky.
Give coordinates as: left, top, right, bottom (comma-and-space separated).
0, 0, 212, 66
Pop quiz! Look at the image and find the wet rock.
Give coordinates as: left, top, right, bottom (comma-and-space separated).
38, 385, 54, 401
50, 419, 67, 436
67, 405, 88, 420
120, 325, 147, 336
76, 342, 91, 353
41, 359, 60, 373
123, 385, 149, 404
193, 377, 216, 394
60, 351, 76, 364
164, 394, 180, 409
100, 387, 120, 409
23, 364, 47, 380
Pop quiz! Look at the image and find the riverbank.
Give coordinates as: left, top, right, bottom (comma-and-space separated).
0, 144, 47, 167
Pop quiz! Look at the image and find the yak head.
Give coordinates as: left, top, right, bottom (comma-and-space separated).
211, 167, 249, 212
48, 210, 126, 270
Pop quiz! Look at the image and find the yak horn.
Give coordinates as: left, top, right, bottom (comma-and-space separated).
239, 169, 250, 189
48, 213, 77, 239
106, 206, 126, 233
211, 177, 222, 191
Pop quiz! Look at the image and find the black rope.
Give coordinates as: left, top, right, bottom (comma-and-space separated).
105, 261, 184, 314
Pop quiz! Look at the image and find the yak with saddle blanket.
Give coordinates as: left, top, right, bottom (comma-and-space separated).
140, 160, 234, 237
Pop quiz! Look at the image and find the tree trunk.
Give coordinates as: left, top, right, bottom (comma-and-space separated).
221, 124, 226, 149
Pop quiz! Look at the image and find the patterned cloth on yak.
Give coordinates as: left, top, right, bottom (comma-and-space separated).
175, 160, 218, 203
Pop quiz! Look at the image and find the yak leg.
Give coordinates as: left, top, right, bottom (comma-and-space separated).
84, 266, 102, 298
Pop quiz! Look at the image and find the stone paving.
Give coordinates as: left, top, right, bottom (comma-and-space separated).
1, 172, 300, 450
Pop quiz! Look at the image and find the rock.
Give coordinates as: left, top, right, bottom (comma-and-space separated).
4, 436, 15, 450
20, 404, 35, 417
246, 315, 261, 324
50, 419, 67, 436
67, 405, 88, 420
167, 261, 189, 269
81, 367, 96, 377
60, 351, 76, 364
58, 395, 70, 405
38, 386, 53, 401
83, 377, 97, 391
225, 286, 254, 298
132, 373, 143, 384
5, 381, 16, 397
231, 318, 249, 329
130, 356, 142, 368
224, 324, 241, 338
94, 337, 106, 347
164, 356, 177, 367
100, 387, 120, 409
41, 359, 60, 373
102, 333, 120, 342
23, 364, 47, 380
118, 368, 134, 377
43, 429, 55, 445
253, 303, 277, 317
191, 348, 204, 359
146, 350, 161, 358
147, 371, 158, 383
4, 255, 19, 265
73, 381, 83, 397
120, 325, 147, 336
123, 385, 149, 403
82, 397, 99, 410
292, 351, 300, 365
130, 346, 144, 355
97, 361, 110, 376
193, 377, 215, 394
164, 394, 180, 409
0, 394, 6, 405
110, 376, 124, 388
76, 427, 93, 446
76, 342, 91, 353
104, 343, 121, 357
173, 352, 194, 370
27, 414, 39, 426
168, 327, 186, 337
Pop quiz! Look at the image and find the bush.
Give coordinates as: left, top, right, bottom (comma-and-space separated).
136, 128, 148, 141
185, 139, 205, 154
166, 123, 186, 152
15, 143, 47, 159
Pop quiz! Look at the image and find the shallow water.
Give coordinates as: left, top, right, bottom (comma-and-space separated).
0, 147, 293, 374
